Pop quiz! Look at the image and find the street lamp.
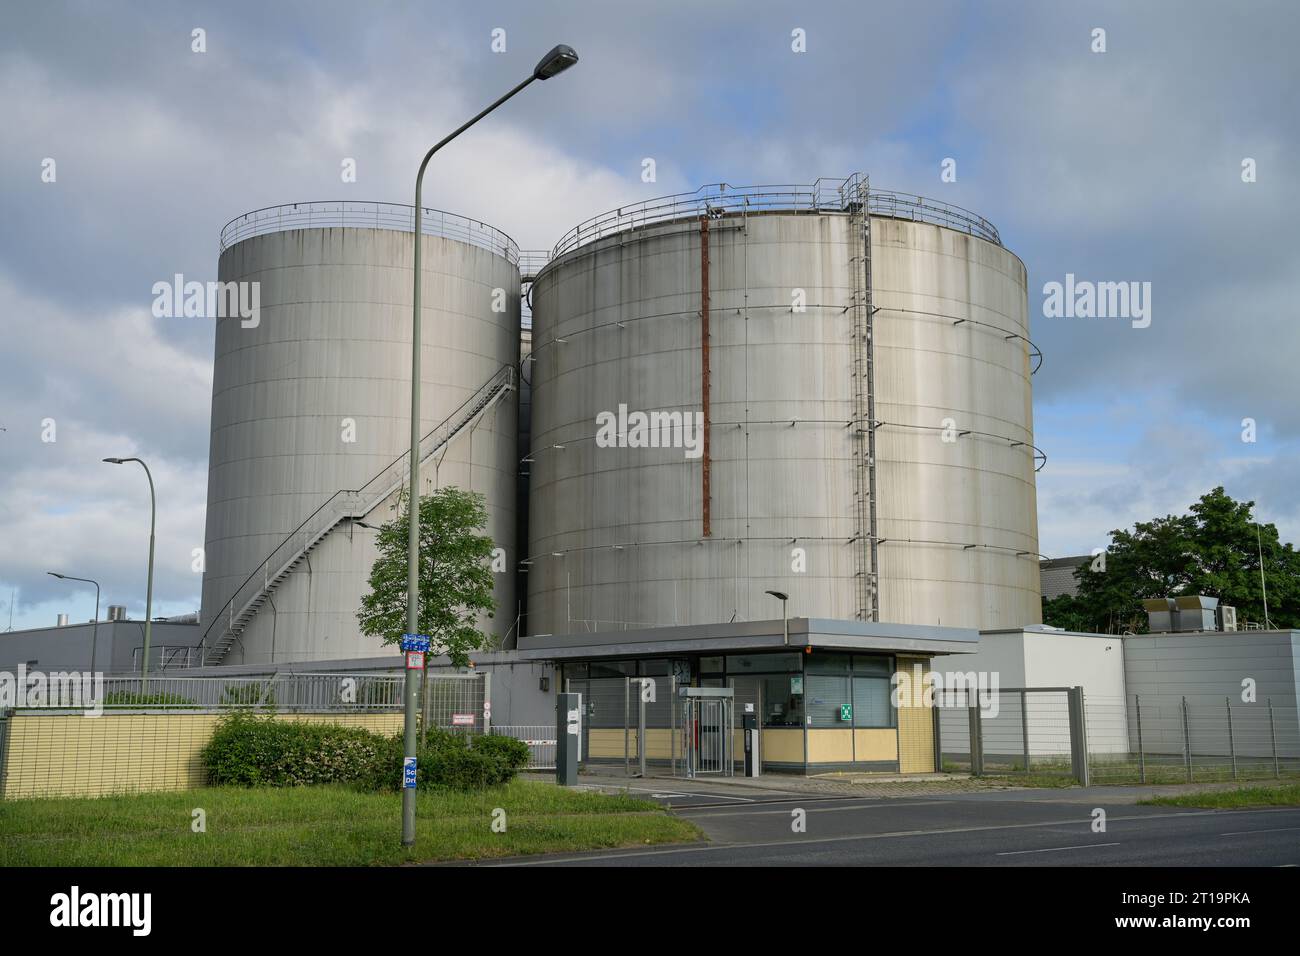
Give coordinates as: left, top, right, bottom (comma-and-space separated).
103, 457, 155, 692
47, 571, 101, 672
402, 43, 578, 848
765, 590, 790, 646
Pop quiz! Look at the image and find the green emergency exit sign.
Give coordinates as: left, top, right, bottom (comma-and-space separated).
840, 703, 852, 721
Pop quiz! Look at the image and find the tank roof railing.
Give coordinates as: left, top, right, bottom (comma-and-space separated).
219, 200, 520, 265
546, 177, 1002, 261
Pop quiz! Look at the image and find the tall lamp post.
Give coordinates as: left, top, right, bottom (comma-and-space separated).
765, 590, 790, 646
103, 457, 156, 692
47, 571, 100, 672
401, 44, 579, 848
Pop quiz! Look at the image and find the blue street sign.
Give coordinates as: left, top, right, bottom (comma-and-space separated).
400, 634, 432, 653
403, 757, 417, 789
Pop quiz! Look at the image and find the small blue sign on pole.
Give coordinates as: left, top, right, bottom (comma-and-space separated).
400, 633, 432, 653
403, 757, 418, 789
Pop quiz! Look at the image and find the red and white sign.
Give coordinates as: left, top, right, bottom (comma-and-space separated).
451, 714, 475, 726
405, 651, 425, 670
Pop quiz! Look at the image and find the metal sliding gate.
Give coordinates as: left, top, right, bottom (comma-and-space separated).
681, 687, 734, 778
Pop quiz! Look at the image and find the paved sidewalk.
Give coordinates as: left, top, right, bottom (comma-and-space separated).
527, 765, 1025, 799
523, 766, 1267, 803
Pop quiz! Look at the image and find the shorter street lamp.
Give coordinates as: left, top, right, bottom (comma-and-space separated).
765, 590, 790, 646
47, 571, 101, 672
104, 456, 156, 692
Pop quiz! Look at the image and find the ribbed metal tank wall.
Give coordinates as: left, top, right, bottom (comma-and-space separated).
200, 203, 520, 665
526, 181, 1040, 635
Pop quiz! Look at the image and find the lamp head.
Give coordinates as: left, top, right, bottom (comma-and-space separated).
103, 457, 123, 464
534, 44, 579, 80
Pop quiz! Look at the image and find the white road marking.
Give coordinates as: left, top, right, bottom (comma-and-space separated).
678, 800, 950, 819
996, 842, 1119, 856
1221, 825, 1300, 837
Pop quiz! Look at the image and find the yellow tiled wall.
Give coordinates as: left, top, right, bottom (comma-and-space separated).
895, 657, 936, 774
0, 711, 403, 800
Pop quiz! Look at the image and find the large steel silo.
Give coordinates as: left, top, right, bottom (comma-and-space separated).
199, 202, 520, 665
526, 177, 1041, 635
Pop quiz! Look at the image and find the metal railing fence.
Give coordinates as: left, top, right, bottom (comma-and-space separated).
491, 725, 557, 770
547, 177, 1001, 262
219, 200, 520, 263
7, 670, 491, 718
93, 673, 405, 711
131, 645, 206, 672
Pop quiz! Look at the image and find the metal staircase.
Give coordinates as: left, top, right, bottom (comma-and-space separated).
200, 364, 516, 665
844, 174, 880, 622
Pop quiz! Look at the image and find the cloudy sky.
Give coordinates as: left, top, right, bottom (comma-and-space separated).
1, 0, 1296, 630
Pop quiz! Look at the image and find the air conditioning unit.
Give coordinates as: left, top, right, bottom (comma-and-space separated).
1173, 595, 1218, 632
1142, 598, 1175, 633
1218, 605, 1238, 632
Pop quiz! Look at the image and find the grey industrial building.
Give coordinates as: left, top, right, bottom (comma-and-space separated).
1039, 554, 1090, 600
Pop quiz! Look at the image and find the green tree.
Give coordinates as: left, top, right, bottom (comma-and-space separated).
1043, 487, 1300, 632
1039, 592, 1094, 632
357, 487, 497, 666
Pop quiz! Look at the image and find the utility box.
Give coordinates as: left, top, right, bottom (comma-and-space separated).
1174, 595, 1218, 632
1142, 598, 1175, 633
556, 692, 582, 786
742, 707, 759, 777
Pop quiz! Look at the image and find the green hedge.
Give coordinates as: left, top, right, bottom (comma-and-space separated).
419, 730, 531, 789
201, 713, 398, 788
200, 714, 529, 791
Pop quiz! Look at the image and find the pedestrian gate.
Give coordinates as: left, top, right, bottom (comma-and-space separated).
680, 687, 734, 778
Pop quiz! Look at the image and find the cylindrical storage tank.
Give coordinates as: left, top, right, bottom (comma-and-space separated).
526, 179, 1040, 634
201, 202, 520, 665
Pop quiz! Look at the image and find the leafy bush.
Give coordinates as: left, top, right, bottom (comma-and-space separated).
417, 732, 530, 789
470, 733, 531, 772
201, 715, 527, 791
202, 713, 395, 788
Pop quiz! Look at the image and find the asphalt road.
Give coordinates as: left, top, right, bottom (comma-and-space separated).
482, 787, 1300, 866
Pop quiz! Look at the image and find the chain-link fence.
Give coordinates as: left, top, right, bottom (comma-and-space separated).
1088, 696, 1300, 784
937, 688, 1081, 779
421, 672, 489, 736
938, 687, 1300, 785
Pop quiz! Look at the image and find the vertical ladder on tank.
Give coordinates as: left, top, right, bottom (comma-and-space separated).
845, 174, 880, 622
